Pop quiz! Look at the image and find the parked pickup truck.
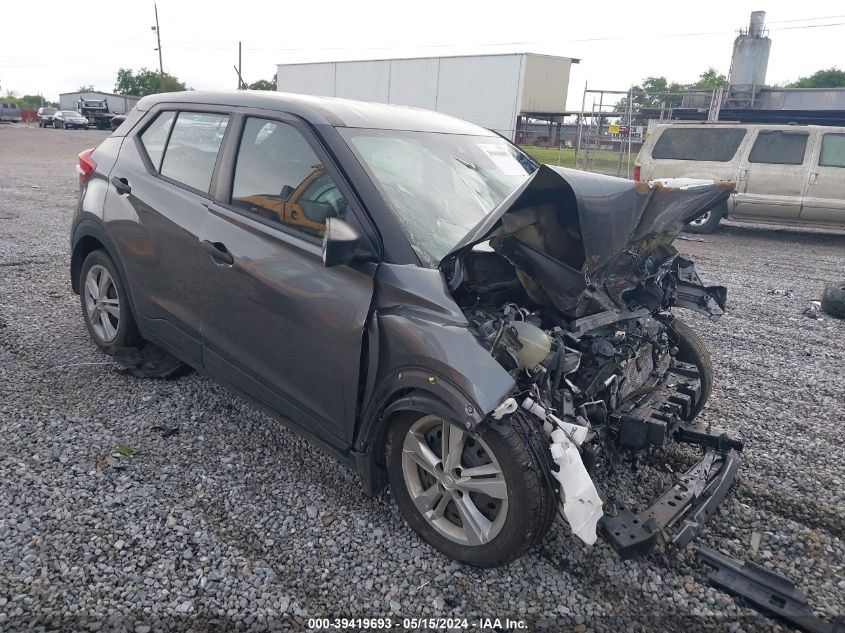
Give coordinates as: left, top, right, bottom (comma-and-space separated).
77, 99, 114, 130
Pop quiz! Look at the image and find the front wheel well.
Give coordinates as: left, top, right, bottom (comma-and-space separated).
358, 389, 460, 496
71, 235, 106, 294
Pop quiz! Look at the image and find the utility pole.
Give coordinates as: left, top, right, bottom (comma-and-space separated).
152, 3, 163, 77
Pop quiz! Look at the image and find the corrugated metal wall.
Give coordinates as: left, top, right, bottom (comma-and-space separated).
432, 55, 523, 135
388, 58, 439, 110
58, 92, 140, 114
755, 88, 845, 110
276, 54, 571, 139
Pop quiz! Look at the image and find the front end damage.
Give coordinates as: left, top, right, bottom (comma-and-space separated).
442, 165, 743, 559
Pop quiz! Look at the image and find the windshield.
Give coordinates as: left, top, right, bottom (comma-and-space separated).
60, 111, 79, 117
41, 108, 56, 114
338, 129, 536, 265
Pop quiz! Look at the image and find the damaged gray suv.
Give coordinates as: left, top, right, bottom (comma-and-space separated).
71, 91, 742, 567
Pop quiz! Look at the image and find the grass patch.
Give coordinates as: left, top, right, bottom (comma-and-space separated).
519, 145, 636, 177
112, 444, 138, 458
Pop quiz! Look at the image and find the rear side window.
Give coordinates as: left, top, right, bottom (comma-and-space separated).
819, 133, 845, 168
139, 111, 176, 170
748, 131, 809, 165
652, 127, 746, 162
160, 112, 229, 193
230, 117, 348, 237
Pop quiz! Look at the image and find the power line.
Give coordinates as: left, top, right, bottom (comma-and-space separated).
766, 14, 845, 24
157, 19, 845, 55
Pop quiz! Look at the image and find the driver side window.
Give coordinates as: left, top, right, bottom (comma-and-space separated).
231, 117, 347, 237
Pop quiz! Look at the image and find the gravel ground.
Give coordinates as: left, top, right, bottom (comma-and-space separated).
1, 123, 844, 632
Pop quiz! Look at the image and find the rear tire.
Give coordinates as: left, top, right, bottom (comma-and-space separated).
80, 250, 141, 350
685, 202, 724, 234
79, 249, 188, 379
387, 411, 556, 567
821, 281, 845, 319
671, 319, 713, 420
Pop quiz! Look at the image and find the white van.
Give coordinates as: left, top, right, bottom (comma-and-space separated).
635, 123, 845, 232
0, 101, 22, 123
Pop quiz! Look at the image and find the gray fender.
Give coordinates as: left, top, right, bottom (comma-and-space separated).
71, 218, 129, 297
354, 263, 516, 455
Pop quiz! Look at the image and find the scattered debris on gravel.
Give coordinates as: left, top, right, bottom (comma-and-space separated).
1, 125, 844, 631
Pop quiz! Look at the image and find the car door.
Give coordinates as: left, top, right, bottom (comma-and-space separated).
801, 130, 845, 225
104, 106, 230, 365
733, 128, 812, 220
199, 113, 377, 446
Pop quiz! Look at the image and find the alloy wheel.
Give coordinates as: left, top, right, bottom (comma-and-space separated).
401, 415, 509, 546
688, 210, 712, 226
84, 264, 120, 342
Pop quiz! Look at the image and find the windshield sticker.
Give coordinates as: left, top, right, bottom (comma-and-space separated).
478, 144, 525, 176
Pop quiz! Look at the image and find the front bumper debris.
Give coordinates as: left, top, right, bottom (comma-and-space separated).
699, 546, 844, 633
599, 447, 741, 559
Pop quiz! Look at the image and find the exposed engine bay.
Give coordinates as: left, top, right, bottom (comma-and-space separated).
442, 166, 744, 558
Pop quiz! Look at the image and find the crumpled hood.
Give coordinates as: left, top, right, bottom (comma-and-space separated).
443, 165, 733, 316
445, 164, 733, 275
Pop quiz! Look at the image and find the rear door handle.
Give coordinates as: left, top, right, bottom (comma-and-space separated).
808, 172, 818, 184
202, 240, 234, 265
111, 176, 131, 195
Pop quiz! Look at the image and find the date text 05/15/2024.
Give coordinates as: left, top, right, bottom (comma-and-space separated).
307, 617, 529, 630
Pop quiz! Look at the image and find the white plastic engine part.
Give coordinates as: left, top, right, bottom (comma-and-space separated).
492, 397, 518, 420
511, 321, 552, 370
521, 398, 603, 545
522, 397, 589, 445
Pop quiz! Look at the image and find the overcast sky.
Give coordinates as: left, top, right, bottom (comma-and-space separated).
2, 0, 844, 110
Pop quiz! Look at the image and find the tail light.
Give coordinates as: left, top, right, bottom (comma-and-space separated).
632, 164, 641, 181
78, 148, 97, 183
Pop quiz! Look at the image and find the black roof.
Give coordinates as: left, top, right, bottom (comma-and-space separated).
136, 90, 494, 135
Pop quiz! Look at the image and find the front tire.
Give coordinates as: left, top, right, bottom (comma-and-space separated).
821, 281, 845, 319
671, 319, 713, 420
387, 412, 556, 567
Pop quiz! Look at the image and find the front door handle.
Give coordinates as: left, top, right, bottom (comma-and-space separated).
202, 240, 234, 265
111, 176, 131, 195
738, 169, 748, 181
808, 172, 818, 184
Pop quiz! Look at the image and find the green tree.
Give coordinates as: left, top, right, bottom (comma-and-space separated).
247, 76, 276, 91
77, 84, 96, 92
617, 76, 686, 113
114, 68, 188, 97
788, 67, 845, 88
691, 67, 727, 89
20, 94, 51, 107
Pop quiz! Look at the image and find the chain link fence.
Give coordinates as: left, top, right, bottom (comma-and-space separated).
498, 125, 646, 177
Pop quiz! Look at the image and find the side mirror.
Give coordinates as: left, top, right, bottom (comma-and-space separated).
322, 217, 361, 267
